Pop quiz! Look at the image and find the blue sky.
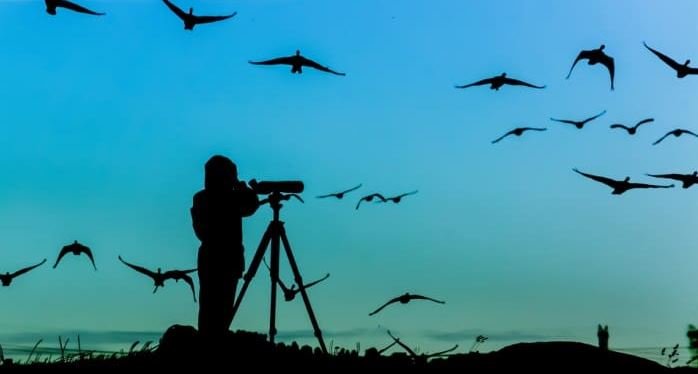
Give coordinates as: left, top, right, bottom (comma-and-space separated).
0, 0, 697, 356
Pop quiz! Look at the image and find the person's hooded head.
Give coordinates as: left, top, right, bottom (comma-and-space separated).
204, 155, 238, 190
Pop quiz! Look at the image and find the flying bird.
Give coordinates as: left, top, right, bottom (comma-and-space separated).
53, 241, 96, 270
118, 256, 197, 302
652, 129, 698, 145
382, 191, 419, 204
44, 0, 104, 15
646, 171, 698, 189
644, 42, 698, 78
249, 50, 345, 76
369, 292, 445, 316
1, 259, 47, 287
316, 184, 362, 199
455, 73, 545, 90
609, 118, 654, 135
491, 127, 546, 144
567, 45, 615, 90
263, 259, 329, 302
162, 0, 236, 30
355, 193, 387, 210
550, 110, 606, 129
573, 168, 674, 195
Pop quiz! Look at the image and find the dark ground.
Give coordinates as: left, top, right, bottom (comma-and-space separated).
1, 325, 695, 372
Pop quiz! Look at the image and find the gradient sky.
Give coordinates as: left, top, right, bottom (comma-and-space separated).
0, 0, 697, 357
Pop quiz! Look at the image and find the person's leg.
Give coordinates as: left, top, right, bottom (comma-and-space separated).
223, 278, 239, 330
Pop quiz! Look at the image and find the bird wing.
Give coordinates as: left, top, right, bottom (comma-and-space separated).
610, 124, 631, 131
83, 247, 97, 270
599, 54, 615, 90
262, 258, 292, 293
55, 0, 104, 15
372, 193, 387, 202
396, 190, 419, 199
316, 193, 339, 199
634, 118, 654, 128
550, 118, 579, 126
340, 184, 362, 194
162, 0, 187, 20
248, 56, 296, 66
10, 259, 47, 279
118, 256, 157, 279
53, 247, 70, 268
644, 42, 683, 71
646, 173, 685, 181
193, 12, 237, 25
454, 78, 493, 89
299, 56, 346, 76
179, 274, 197, 302
387, 331, 418, 358
409, 294, 446, 304
301, 273, 330, 289
682, 129, 698, 138
163, 269, 198, 279
523, 127, 547, 132
355, 198, 365, 210
566, 50, 592, 78
652, 132, 671, 145
627, 182, 674, 190
502, 77, 545, 89
583, 110, 607, 123
573, 168, 620, 189
491, 131, 512, 144
369, 296, 401, 316
426, 344, 459, 358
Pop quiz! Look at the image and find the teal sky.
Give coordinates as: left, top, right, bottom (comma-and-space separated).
0, 0, 697, 356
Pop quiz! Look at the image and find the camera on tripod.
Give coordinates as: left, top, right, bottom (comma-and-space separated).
248, 179, 304, 195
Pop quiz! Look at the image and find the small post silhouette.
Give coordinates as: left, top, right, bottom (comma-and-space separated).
597, 324, 609, 351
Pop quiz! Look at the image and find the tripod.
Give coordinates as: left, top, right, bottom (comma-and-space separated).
230, 191, 328, 353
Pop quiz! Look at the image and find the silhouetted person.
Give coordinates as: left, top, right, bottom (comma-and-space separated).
162, 0, 236, 30
610, 118, 654, 135
573, 168, 674, 195
45, 0, 104, 16
567, 44, 615, 90
53, 240, 96, 270
192, 155, 259, 339
1, 259, 46, 287
249, 50, 346, 76
491, 127, 546, 144
550, 110, 606, 129
118, 256, 197, 301
644, 42, 698, 78
455, 73, 545, 90
316, 184, 362, 199
597, 325, 609, 351
369, 292, 445, 316
646, 171, 698, 189
355, 193, 387, 210
652, 128, 698, 145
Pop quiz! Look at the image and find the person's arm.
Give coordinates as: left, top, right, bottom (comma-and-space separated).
236, 182, 260, 217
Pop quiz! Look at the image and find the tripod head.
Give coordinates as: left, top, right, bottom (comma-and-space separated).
250, 179, 304, 221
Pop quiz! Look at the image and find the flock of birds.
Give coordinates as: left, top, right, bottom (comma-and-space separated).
454, 42, 698, 196
315, 184, 419, 210
1, 240, 199, 302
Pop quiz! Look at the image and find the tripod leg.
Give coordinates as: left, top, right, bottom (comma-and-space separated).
269, 221, 281, 344
279, 224, 328, 354
230, 223, 273, 324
